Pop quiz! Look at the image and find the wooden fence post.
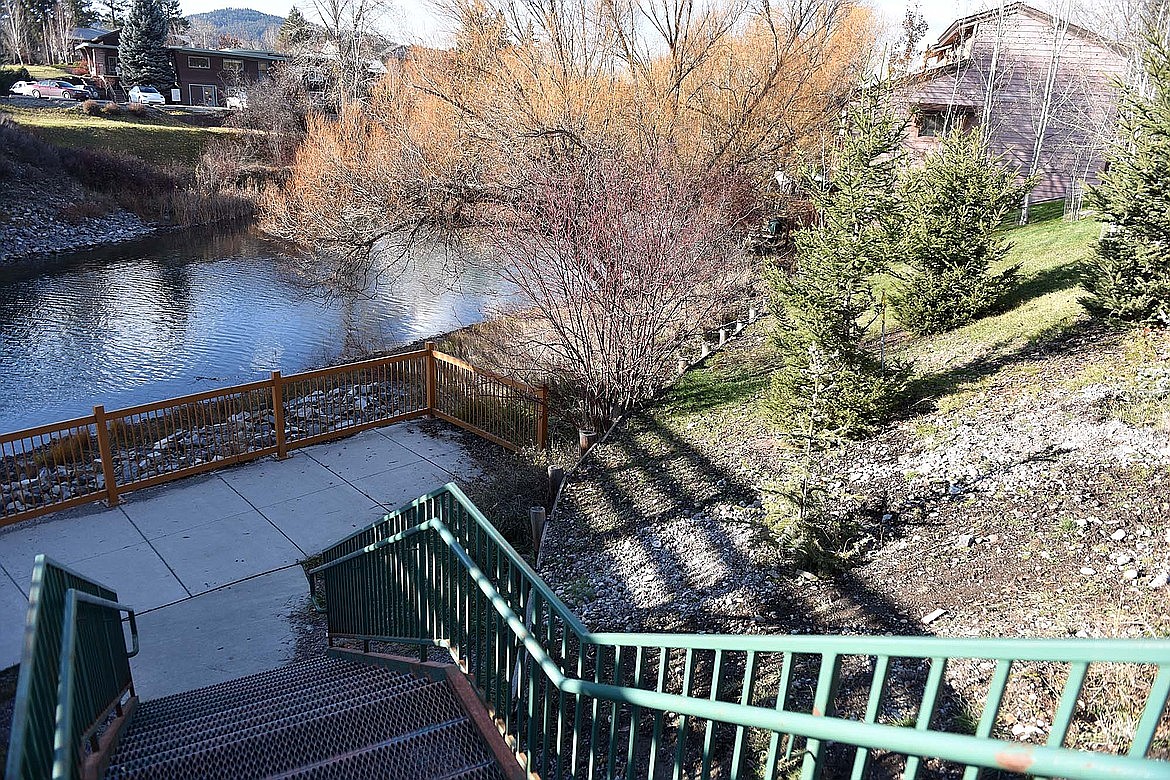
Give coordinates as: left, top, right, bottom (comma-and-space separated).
92, 405, 120, 508
272, 371, 288, 460
537, 384, 549, 450
425, 341, 438, 417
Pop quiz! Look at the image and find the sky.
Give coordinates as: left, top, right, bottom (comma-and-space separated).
176, 0, 991, 48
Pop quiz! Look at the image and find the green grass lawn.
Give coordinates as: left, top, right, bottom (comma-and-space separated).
894, 202, 1100, 410
667, 203, 1101, 431
22, 65, 75, 80
0, 105, 236, 168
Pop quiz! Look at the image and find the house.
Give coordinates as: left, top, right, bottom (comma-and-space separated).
897, 3, 1129, 204
76, 30, 288, 106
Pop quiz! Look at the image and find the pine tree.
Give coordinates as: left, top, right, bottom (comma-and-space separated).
93, 0, 125, 28
118, 0, 174, 89
160, 0, 186, 34
277, 6, 311, 51
768, 105, 911, 436
70, 0, 96, 28
1083, 33, 1170, 323
894, 130, 1032, 335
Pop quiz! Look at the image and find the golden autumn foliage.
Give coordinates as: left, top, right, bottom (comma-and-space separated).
263, 0, 879, 251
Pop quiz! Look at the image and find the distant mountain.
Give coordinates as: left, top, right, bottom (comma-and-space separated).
184, 8, 285, 48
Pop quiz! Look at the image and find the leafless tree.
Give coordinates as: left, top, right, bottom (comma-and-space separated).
307, 0, 391, 106
2, 0, 31, 64
484, 151, 753, 426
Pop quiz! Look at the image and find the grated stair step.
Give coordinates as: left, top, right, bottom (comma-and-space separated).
104, 655, 511, 780
270, 719, 507, 780
113, 668, 419, 763
127, 656, 363, 731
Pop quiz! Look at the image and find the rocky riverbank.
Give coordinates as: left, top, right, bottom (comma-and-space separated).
0, 172, 156, 264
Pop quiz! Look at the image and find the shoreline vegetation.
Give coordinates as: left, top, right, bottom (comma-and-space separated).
0, 96, 282, 263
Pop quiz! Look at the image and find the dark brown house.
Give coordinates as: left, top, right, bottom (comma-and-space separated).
896, 3, 1128, 205
76, 30, 288, 106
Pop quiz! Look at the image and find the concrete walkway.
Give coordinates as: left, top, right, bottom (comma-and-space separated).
0, 420, 480, 698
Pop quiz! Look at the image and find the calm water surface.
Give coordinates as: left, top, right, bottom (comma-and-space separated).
0, 224, 510, 430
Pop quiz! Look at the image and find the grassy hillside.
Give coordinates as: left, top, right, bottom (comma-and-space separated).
541, 209, 1170, 757
0, 106, 236, 168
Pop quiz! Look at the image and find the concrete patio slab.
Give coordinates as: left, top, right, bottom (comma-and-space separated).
0, 418, 482, 678
0, 569, 28, 667
150, 510, 303, 595
0, 504, 146, 594
350, 460, 455, 509
220, 453, 343, 508
120, 475, 255, 539
61, 541, 189, 611
306, 429, 421, 481
378, 423, 480, 475
130, 566, 307, 700
259, 484, 384, 557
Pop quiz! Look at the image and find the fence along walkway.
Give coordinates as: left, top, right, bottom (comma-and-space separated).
0, 343, 548, 528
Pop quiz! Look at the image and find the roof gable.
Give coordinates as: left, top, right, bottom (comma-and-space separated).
934, 2, 1124, 55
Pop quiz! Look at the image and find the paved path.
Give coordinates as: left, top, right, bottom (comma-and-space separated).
0, 420, 480, 698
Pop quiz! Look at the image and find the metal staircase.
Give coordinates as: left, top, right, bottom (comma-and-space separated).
6, 484, 1170, 780
104, 656, 509, 779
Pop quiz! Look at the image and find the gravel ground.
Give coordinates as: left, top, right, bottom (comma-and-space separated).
538, 319, 1170, 764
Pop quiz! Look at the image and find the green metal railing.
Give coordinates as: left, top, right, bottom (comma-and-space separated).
311, 484, 1170, 780
5, 556, 138, 780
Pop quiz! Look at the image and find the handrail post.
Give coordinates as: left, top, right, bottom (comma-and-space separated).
93, 405, 119, 508
425, 341, 437, 418
537, 384, 549, 450
271, 370, 288, 460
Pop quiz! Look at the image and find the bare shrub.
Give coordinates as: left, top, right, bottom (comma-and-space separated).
224, 66, 310, 166
81, 99, 102, 116
101, 102, 123, 116
126, 102, 148, 118
485, 150, 753, 427
57, 199, 113, 223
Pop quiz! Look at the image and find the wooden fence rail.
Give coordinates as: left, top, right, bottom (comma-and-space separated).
0, 344, 547, 528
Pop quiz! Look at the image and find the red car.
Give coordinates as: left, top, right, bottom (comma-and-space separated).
29, 79, 97, 100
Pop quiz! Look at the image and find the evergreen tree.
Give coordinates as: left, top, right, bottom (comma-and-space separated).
893, 130, 1031, 335
1083, 33, 1170, 323
70, 0, 96, 28
768, 105, 911, 436
118, 0, 174, 89
93, 0, 125, 28
160, 0, 187, 34
277, 6, 311, 50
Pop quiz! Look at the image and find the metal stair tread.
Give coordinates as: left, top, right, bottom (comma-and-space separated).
105, 678, 469, 779
112, 670, 422, 761
129, 657, 388, 730
261, 718, 504, 780
131, 656, 339, 725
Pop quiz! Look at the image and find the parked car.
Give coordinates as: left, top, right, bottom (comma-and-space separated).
7, 80, 37, 96
128, 85, 166, 106
225, 90, 248, 110
29, 79, 96, 100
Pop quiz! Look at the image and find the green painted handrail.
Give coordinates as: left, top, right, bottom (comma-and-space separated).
4, 557, 136, 780
313, 484, 1170, 780
53, 590, 138, 780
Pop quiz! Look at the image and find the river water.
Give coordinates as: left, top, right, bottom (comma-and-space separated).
0, 224, 511, 431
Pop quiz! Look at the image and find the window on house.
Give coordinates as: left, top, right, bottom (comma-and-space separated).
222, 59, 243, 74
257, 61, 269, 81
918, 110, 945, 138
188, 56, 211, 69
105, 55, 118, 74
